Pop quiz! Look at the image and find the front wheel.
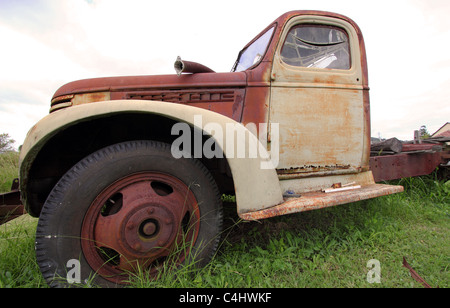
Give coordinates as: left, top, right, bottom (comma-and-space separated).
35, 140, 223, 287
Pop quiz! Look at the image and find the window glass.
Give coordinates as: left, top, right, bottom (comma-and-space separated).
234, 26, 275, 72
281, 25, 350, 70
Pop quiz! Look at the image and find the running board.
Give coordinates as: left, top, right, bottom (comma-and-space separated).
239, 184, 404, 221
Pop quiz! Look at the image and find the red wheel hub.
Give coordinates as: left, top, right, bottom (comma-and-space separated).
81, 172, 200, 284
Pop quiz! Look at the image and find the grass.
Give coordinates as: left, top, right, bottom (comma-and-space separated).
0, 151, 19, 193
0, 215, 44, 288
149, 176, 448, 289
1, 151, 449, 288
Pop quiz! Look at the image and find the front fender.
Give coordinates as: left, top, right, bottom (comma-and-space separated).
20, 100, 283, 215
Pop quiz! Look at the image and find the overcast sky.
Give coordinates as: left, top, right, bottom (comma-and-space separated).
0, 0, 449, 148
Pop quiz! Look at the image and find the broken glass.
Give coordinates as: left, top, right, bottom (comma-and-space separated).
281, 25, 350, 70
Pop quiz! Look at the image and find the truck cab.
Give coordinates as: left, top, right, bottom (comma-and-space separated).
14, 11, 402, 286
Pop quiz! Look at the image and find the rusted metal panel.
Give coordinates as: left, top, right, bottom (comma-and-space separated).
240, 86, 271, 132
0, 189, 25, 225
0, 204, 25, 225
72, 92, 111, 107
269, 13, 368, 175
51, 73, 247, 120
53, 72, 247, 98
279, 170, 376, 196
124, 88, 245, 122
270, 87, 365, 171
50, 92, 111, 112
0, 190, 21, 206
239, 184, 403, 220
362, 90, 371, 169
370, 138, 450, 181
401, 143, 442, 152
370, 152, 444, 182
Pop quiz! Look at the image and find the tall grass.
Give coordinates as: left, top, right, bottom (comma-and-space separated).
0, 152, 448, 288
0, 152, 19, 193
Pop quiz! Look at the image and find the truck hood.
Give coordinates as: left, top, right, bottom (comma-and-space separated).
50, 71, 248, 121
52, 72, 247, 100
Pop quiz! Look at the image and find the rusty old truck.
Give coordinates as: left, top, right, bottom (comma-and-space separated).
1, 10, 448, 287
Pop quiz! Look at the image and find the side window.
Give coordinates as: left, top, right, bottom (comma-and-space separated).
280, 25, 350, 70
234, 26, 275, 72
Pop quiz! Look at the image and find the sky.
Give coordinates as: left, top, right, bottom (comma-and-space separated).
0, 0, 449, 149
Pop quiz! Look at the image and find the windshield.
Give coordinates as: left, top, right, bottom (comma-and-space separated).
232, 26, 275, 72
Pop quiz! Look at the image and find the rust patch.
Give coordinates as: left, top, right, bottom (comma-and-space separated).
72, 92, 111, 106
127, 90, 236, 103
126, 89, 245, 121
370, 152, 445, 182
240, 86, 271, 133
239, 184, 403, 220
269, 86, 365, 170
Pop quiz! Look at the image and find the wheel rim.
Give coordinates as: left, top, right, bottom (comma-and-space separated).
81, 172, 200, 284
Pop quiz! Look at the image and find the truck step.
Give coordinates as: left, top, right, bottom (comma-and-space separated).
239, 184, 404, 221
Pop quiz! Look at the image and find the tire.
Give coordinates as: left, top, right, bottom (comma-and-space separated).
35, 140, 223, 287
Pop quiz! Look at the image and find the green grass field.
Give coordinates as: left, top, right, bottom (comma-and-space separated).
1, 151, 448, 288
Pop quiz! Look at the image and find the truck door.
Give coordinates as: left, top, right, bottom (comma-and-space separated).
269, 15, 368, 177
